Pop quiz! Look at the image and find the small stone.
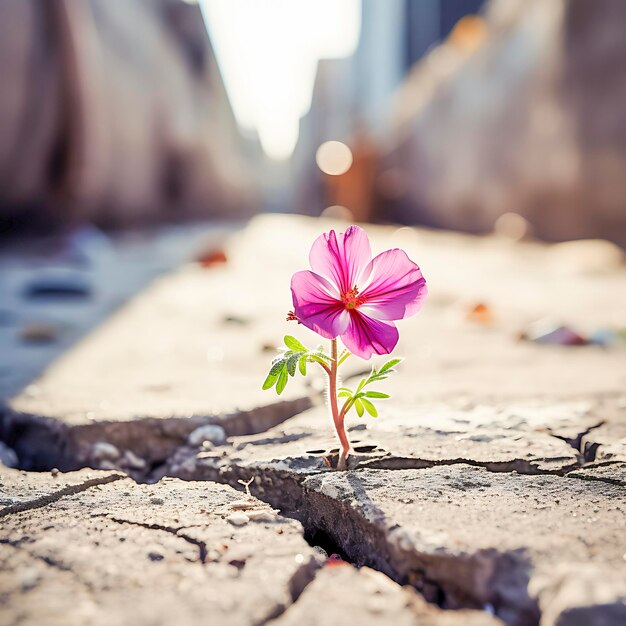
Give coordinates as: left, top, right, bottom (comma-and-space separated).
19, 323, 59, 344
247, 509, 276, 522
123, 450, 147, 470
22, 273, 92, 299
465, 302, 494, 325
195, 247, 227, 268
227, 512, 249, 527
312, 545, 328, 558
522, 321, 587, 346
188, 424, 227, 447
222, 315, 249, 326
150, 497, 165, 505
97, 461, 118, 471
325, 553, 345, 568
148, 551, 164, 561
0, 442, 18, 468
229, 500, 254, 510
588, 328, 618, 346
91, 442, 121, 462
51, 468, 60, 477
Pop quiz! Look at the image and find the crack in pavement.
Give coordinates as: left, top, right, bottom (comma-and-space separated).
0, 398, 313, 473
97, 515, 209, 564
353, 454, 580, 475
0, 474, 125, 518
251, 563, 322, 626
97, 515, 325, 626
170, 460, 539, 625
547, 421, 605, 461
348, 453, 625, 486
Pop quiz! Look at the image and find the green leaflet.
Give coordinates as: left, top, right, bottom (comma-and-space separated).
262, 336, 332, 395
284, 335, 307, 352
335, 357, 401, 417
360, 398, 378, 417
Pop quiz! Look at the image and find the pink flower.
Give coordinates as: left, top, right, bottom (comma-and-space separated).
291, 225, 427, 359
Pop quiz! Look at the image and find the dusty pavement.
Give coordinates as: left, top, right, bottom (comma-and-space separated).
1, 215, 625, 625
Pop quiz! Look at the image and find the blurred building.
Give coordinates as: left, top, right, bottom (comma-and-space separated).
0, 0, 257, 234
292, 0, 485, 220
382, 0, 626, 246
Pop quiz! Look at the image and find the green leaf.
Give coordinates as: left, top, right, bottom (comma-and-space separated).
379, 358, 402, 374
262, 360, 284, 390
262, 370, 278, 390
284, 335, 307, 352
298, 355, 307, 376
364, 391, 390, 399
356, 377, 368, 393
338, 351, 351, 366
338, 391, 352, 399
275, 368, 288, 395
338, 387, 353, 393
360, 398, 378, 417
354, 398, 364, 417
286, 351, 302, 376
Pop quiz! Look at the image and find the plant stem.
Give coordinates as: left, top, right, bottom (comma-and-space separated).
329, 338, 351, 469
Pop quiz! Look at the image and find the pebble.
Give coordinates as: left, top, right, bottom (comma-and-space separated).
0, 441, 18, 468
588, 328, 618, 346
188, 424, 227, 447
19, 323, 59, 344
325, 553, 345, 568
222, 315, 249, 326
196, 247, 228, 268
150, 497, 165, 505
229, 500, 255, 510
91, 441, 121, 462
522, 322, 587, 346
465, 302, 494, 325
22, 273, 92, 299
227, 512, 250, 527
123, 450, 147, 470
247, 509, 276, 522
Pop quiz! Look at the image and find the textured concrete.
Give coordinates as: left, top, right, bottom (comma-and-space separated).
1, 215, 625, 626
0, 467, 321, 626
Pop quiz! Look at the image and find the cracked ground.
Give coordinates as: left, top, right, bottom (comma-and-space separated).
1, 215, 625, 626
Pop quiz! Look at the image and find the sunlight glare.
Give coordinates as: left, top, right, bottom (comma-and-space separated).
199, 0, 361, 160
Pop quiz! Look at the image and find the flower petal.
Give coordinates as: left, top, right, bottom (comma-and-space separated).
309, 225, 372, 294
340, 311, 399, 360
359, 249, 427, 321
291, 270, 349, 339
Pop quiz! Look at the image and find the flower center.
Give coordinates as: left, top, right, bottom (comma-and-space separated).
342, 286, 365, 310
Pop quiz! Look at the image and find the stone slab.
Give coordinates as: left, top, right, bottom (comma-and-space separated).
301, 466, 626, 626
271, 565, 502, 626
8, 214, 626, 427
0, 466, 323, 626
172, 399, 626, 480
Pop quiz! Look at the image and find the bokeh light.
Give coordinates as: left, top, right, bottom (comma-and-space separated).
315, 141, 353, 176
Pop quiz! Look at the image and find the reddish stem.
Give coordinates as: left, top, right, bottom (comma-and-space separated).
328, 339, 351, 469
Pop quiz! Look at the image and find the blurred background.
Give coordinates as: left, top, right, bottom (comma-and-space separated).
1, 0, 626, 403
1, 0, 625, 245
